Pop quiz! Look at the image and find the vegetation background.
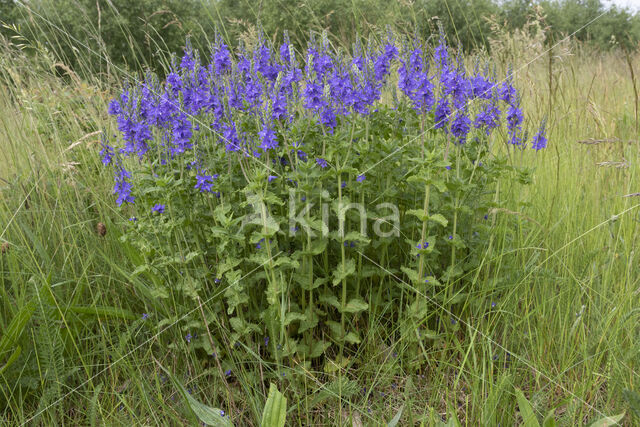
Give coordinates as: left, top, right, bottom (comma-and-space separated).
1, 0, 639, 425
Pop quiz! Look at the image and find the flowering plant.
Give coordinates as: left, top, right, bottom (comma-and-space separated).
103, 31, 546, 366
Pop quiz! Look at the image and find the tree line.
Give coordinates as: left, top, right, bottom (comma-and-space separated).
1, 0, 638, 75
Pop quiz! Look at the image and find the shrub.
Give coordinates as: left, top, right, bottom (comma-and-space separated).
102, 31, 546, 369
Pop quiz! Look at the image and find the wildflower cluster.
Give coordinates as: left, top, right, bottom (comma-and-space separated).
103, 32, 546, 365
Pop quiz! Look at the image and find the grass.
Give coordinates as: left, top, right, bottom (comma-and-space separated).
1, 7, 640, 426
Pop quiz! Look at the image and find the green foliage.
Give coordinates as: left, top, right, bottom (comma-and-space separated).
9, 0, 213, 75
119, 94, 521, 372
515, 388, 541, 427
0, 2, 639, 425
3, 0, 638, 79
260, 383, 287, 427
158, 362, 233, 426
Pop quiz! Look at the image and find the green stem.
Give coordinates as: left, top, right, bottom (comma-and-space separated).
418, 183, 430, 281
338, 172, 347, 362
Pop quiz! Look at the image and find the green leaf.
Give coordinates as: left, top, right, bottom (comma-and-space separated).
298, 307, 319, 334
283, 312, 307, 326
344, 331, 361, 344
542, 410, 557, 427
332, 259, 356, 286
308, 340, 331, 358
273, 257, 300, 270
428, 213, 448, 227
319, 294, 341, 310
400, 266, 419, 284
156, 362, 232, 426
327, 320, 343, 338
515, 388, 540, 427
67, 305, 138, 320
297, 277, 327, 291
387, 404, 404, 427
406, 209, 428, 222
261, 383, 287, 427
301, 238, 328, 256
588, 413, 625, 427
229, 317, 261, 336
0, 299, 36, 362
341, 298, 369, 314
0, 345, 21, 375
343, 231, 371, 245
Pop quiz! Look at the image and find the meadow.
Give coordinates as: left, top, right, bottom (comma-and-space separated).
1, 5, 640, 427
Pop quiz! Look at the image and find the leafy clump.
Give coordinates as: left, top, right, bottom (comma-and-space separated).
103, 31, 546, 368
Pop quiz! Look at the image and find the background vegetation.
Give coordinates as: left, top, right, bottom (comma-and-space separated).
1, 0, 640, 74
0, 0, 639, 425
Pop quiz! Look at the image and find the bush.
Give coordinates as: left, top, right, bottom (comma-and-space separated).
102, 31, 546, 369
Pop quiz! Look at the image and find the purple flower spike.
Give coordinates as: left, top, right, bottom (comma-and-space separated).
195, 174, 215, 193
531, 120, 548, 151
316, 158, 328, 168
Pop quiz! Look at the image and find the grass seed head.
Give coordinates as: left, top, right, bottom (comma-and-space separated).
1, 242, 9, 254
96, 222, 107, 237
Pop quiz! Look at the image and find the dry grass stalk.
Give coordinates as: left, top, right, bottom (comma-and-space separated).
65, 130, 102, 152
489, 208, 542, 227
595, 159, 628, 168
577, 138, 636, 145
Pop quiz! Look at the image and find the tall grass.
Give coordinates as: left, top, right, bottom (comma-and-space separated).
0, 4, 639, 425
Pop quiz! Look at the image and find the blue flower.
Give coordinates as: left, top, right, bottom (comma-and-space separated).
506, 103, 524, 145
356, 174, 365, 182
316, 158, 328, 168
222, 121, 242, 152
186, 333, 192, 343
100, 143, 114, 165
195, 174, 216, 193
213, 41, 232, 74
258, 124, 278, 151
531, 121, 548, 151
142, 313, 148, 320
320, 106, 337, 130
474, 101, 501, 133
152, 204, 165, 214
498, 79, 517, 105
451, 110, 472, 144
302, 79, 325, 111
434, 98, 451, 130
434, 34, 449, 68
113, 164, 134, 206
